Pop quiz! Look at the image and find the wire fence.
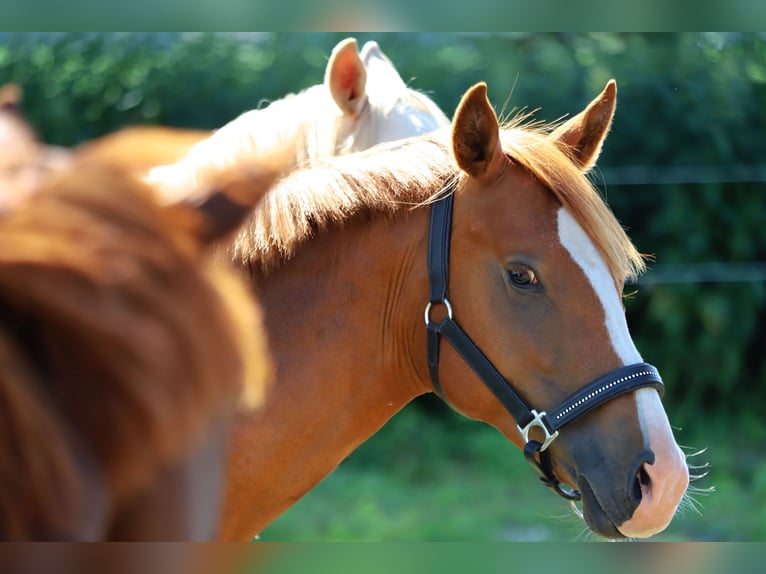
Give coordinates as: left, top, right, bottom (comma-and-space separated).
633, 262, 766, 285
596, 164, 766, 285
600, 164, 766, 186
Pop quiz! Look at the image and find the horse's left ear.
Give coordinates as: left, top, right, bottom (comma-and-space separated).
452, 82, 505, 181
325, 38, 367, 116
549, 80, 617, 172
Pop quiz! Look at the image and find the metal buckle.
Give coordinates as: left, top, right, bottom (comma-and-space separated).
424, 298, 453, 326
517, 409, 559, 452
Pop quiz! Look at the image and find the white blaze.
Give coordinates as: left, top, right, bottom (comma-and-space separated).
556, 208, 642, 365
557, 208, 666, 447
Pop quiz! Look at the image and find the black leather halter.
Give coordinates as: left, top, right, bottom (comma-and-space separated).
424, 185, 665, 500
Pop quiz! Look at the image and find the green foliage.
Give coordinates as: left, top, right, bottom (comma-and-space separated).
0, 33, 353, 144
261, 403, 588, 541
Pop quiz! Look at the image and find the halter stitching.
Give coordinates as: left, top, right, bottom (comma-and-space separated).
554, 370, 655, 421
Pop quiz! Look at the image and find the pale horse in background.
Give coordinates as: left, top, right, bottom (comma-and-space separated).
146, 37, 450, 200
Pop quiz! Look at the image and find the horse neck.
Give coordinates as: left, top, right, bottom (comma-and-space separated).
222, 209, 432, 540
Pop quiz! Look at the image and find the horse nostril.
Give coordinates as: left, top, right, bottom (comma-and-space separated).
631, 464, 652, 506
638, 465, 651, 487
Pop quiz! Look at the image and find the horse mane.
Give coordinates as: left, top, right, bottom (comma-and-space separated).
191, 79, 448, 173
227, 131, 457, 270
0, 160, 268, 537
146, 79, 449, 205
0, 326, 83, 538
228, 117, 644, 283
145, 85, 348, 201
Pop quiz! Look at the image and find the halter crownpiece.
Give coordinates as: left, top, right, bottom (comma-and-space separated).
424, 184, 664, 500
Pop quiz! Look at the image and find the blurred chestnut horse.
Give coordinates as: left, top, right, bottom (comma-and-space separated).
0, 128, 278, 540
82, 38, 448, 197
219, 80, 689, 540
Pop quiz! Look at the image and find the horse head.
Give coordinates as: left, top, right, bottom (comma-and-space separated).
431, 80, 689, 538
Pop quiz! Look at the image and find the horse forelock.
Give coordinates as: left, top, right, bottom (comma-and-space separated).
497, 120, 646, 284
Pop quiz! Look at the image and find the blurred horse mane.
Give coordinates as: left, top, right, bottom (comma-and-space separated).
0, 128, 275, 539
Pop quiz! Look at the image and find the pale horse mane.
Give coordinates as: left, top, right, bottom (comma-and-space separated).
146, 39, 449, 201
147, 85, 345, 199
228, 118, 645, 284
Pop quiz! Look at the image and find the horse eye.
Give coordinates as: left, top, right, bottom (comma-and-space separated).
506, 266, 542, 291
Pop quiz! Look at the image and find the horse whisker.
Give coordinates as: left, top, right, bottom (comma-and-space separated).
679, 446, 709, 459
687, 483, 716, 494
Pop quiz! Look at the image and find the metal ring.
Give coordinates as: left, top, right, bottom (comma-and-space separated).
424, 298, 453, 326
517, 409, 559, 452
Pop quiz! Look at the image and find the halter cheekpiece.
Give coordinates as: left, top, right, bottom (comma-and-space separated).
424, 183, 664, 501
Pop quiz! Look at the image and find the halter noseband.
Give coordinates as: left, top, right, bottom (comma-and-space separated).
424, 184, 664, 501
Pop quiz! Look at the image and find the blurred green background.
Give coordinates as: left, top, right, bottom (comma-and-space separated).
2, 32, 764, 541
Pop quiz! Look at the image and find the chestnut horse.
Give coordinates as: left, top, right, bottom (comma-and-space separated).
219, 80, 689, 540
0, 133, 278, 540
144, 37, 449, 200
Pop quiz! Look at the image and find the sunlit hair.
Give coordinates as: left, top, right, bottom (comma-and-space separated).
227, 118, 645, 285
499, 116, 647, 282
146, 81, 448, 202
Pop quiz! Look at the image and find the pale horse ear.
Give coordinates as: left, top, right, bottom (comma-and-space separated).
325, 37, 367, 117
0, 83, 22, 110
358, 40, 408, 92
451, 82, 507, 182
549, 79, 617, 172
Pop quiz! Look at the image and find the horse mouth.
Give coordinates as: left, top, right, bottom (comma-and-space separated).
576, 477, 626, 540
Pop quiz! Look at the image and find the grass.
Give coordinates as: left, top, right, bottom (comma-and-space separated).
257, 396, 762, 541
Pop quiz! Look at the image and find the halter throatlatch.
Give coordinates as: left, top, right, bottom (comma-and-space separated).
424, 185, 664, 501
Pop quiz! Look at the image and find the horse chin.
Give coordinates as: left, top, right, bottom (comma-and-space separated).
577, 477, 626, 540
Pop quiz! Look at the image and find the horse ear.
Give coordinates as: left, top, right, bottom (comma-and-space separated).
325, 37, 367, 116
550, 80, 617, 172
452, 82, 504, 180
182, 167, 279, 244
359, 40, 407, 90
0, 83, 22, 111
